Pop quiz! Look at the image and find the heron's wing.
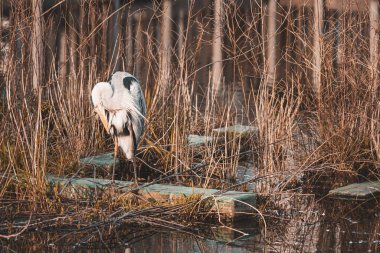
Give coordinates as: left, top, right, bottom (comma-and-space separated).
128, 80, 146, 141
105, 75, 146, 142
129, 79, 146, 117
103, 89, 143, 120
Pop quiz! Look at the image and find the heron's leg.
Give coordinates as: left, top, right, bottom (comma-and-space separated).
112, 137, 118, 184
133, 158, 138, 186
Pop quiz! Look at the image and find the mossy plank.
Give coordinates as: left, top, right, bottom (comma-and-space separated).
80, 153, 119, 169
212, 124, 258, 135
329, 182, 380, 200
47, 175, 256, 219
187, 134, 220, 146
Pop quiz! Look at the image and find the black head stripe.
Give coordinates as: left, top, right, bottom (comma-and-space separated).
123, 77, 138, 90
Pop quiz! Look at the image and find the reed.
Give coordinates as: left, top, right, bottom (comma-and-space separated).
0, 0, 379, 225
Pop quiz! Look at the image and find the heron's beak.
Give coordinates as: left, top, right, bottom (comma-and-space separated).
94, 107, 109, 133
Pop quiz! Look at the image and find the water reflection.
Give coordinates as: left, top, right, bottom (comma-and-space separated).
1, 197, 379, 252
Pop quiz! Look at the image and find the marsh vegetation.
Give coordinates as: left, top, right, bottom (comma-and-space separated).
0, 0, 379, 251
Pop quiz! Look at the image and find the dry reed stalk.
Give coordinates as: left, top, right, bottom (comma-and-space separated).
0, 0, 378, 227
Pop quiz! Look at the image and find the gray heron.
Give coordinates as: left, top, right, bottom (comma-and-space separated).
91, 71, 146, 185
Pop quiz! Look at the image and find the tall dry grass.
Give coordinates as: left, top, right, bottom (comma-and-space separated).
0, 0, 379, 206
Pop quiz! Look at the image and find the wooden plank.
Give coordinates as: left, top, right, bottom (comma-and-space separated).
212, 124, 258, 135
329, 182, 380, 200
189, 125, 257, 147
80, 153, 119, 169
187, 134, 221, 146
47, 175, 256, 219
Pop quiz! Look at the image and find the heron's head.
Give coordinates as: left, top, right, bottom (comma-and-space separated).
110, 71, 128, 84
91, 82, 113, 132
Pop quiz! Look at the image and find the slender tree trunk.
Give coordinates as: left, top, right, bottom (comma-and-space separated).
58, 25, 67, 81
336, 14, 344, 68
178, 7, 185, 62
69, 23, 78, 80
69, 9, 78, 82
134, 10, 143, 77
31, 0, 43, 93
111, 0, 120, 72
0, 0, 3, 74
370, 0, 379, 93
212, 0, 223, 93
159, 0, 172, 93
126, 11, 133, 72
101, 2, 108, 73
313, 0, 323, 97
89, 1, 97, 78
266, 0, 277, 87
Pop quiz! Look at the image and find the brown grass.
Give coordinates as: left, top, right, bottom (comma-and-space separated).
0, 0, 379, 234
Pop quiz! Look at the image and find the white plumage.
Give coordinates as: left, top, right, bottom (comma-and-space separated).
91, 71, 146, 183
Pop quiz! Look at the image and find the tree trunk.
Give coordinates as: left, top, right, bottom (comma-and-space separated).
134, 11, 143, 78
111, 0, 120, 72
89, 1, 97, 78
126, 11, 133, 72
58, 25, 67, 82
313, 0, 323, 97
370, 0, 379, 92
159, 0, 172, 93
101, 2, 108, 73
67, 3, 79, 82
31, 0, 43, 93
266, 0, 277, 87
178, 6, 185, 62
212, 0, 223, 93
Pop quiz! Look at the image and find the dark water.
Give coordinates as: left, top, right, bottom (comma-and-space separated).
2, 197, 379, 253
